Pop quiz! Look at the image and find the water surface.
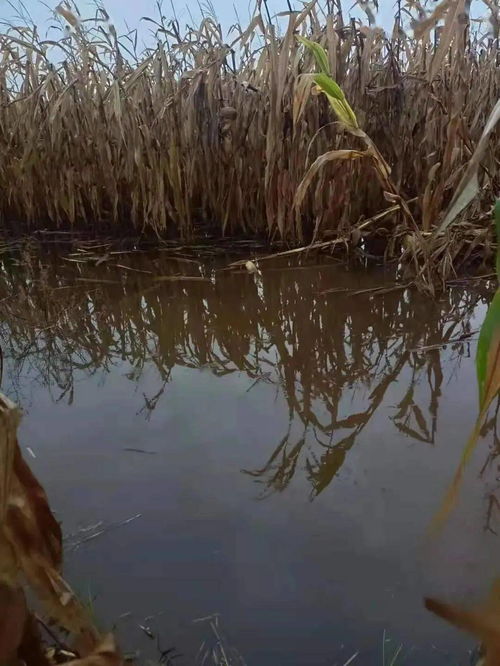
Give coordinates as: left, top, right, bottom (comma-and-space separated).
1, 249, 499, 664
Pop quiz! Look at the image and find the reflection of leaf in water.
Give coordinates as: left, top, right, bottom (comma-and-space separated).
412, 404, 431, 441
335, 412, 367, 429
393, 421, 431, 444
243, 430, 307, 497
393, 386, 415, 420
307, 432, 357, 497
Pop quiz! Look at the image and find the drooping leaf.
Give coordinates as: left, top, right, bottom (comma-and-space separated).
296, 35, 330, 75
294, 149, 366, 214
312, 72, 344, 101
313, 73, 359, 129
430, 417, 483, 533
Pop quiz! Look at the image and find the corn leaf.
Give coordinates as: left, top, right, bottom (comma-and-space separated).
477, 290, 500, 411
313, 72, 344, 101
313, 73, 358, 129
296, 35, 330, 75
495, 200, 500, 279
437, 98, 500, 233
477, 201, 500, 409
294, 149, 366, 214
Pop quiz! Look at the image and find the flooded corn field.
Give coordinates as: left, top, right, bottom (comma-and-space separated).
1, 247, 499, 665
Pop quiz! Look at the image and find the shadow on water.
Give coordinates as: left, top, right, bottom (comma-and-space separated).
1, 247, 500, 664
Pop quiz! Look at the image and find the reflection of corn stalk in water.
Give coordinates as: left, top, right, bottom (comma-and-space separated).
0, 252, 489, 499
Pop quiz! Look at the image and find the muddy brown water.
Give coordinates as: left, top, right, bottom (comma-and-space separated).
1, 250, 500, 665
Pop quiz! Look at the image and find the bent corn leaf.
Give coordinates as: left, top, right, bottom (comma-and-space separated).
296, 35, 330, 75
294, 149, 366, 214
313, 72, 344, 101
297, 36, 358, 129
314, 73, 358, 129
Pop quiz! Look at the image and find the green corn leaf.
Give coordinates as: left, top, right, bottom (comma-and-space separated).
314, 73, 359, 129
476, 288, 500, 409
477, 200, 500, 408
313, 72, 344, 101
297, 36, 358, 129
495, 199, 500, 280
296, 35, 330, 75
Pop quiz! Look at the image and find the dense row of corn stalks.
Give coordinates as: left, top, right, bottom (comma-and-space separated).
0, 1, 498, 268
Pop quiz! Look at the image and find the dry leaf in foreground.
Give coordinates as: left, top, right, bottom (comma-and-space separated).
0, 393, 123, 664
426, 581, 500, 666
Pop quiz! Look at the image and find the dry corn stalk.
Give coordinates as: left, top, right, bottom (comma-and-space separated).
0, 393, 122, 665
0, 0, 497, 284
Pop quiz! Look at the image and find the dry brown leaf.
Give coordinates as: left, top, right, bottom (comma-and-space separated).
67, 635, 123, 666
413, 0, 454, 39
55, 4, 80, 28
428, 0, 464, 81
426, 582, 500, 666
0, 394, 99, 647
294, 149, 367, 216
0, 582, 27, 663
437, 97, 500, 233
293, 74, 314, 127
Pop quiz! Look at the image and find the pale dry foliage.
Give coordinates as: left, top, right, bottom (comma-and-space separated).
0, 0, 498, 277
0, 392, 124, 664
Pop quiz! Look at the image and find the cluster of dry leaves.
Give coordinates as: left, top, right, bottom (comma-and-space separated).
0, 393, 123, 665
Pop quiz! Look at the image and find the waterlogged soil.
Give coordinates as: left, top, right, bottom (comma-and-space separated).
1, 249, 499, 665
